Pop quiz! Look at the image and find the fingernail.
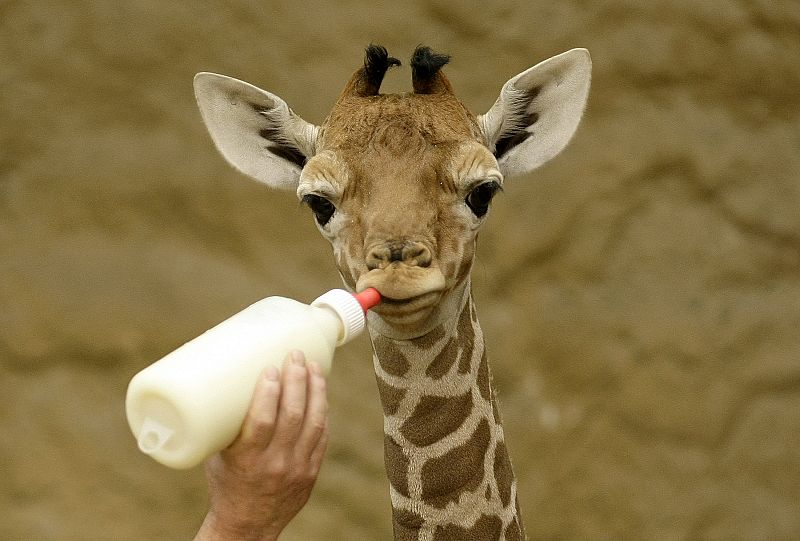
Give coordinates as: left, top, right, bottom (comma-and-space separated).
291, 350, 306, 367
264, 365, 280, 381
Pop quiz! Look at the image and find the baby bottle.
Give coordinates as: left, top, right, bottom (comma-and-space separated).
125, 288, 380, 469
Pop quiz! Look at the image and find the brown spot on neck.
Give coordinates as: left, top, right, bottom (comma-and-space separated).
420, 418, 491, 508
477, 348, 491, 402
373, 334, 411, 377
425, 335, 460, 379
456, 301, 475, 374
493, 440, 514, 508
431, 513, 503, 541
384, 434, 410, 498
399, 390, 473, 447
375, 375, 407, 416
424, 296, 475, 378
409, 322, 446, 350
392, 508, 425, 541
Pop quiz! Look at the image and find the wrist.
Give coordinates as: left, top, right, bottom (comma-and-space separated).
196, 510, 280, 541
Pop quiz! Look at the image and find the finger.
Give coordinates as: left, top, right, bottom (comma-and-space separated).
295, 361, 329, 458
232, 364, 281, 448
269, 350, 309, 449
308, 418, 330, 477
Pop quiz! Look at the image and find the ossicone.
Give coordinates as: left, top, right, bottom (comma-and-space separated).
350, 44, 401, 97
410, 45, 453, 94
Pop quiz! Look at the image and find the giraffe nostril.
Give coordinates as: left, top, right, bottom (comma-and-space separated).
366, 241, 433, 270
408, 244, 432, 268
365, 250, 385, 270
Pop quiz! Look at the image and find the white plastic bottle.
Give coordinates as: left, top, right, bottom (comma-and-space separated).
125, 288, 381, 469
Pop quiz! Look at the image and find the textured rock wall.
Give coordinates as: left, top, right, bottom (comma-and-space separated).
2, 1, 798, 539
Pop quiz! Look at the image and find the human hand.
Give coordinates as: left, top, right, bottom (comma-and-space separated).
194, 350, 329, 541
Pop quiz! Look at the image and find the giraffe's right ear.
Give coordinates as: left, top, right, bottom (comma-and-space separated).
193, 73, 319, 190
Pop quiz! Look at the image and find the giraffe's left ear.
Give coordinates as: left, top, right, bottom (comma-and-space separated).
477, 49, 591, 178
194, 72, 319, 190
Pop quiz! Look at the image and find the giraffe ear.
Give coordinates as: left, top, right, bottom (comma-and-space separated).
477, 49, 591, 178
193, 72, 319, 190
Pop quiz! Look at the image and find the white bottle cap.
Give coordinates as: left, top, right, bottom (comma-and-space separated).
311, 289, 366, 346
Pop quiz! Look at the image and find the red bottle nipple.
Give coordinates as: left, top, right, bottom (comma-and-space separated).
353, 288, 382, 312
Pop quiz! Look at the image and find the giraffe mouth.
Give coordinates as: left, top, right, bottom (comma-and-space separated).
369, 290, 443, 324
355, 266, 446, 302
379, 290, 441, 308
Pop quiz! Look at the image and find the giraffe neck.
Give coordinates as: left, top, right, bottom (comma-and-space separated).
369, 284, 525, 541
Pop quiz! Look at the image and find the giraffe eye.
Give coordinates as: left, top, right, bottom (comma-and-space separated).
465, 181, 501, 218
302, 194, 336, 227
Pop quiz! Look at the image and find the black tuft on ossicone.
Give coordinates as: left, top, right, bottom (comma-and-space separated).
360, 44, 401, 96
410, 45, 451, 94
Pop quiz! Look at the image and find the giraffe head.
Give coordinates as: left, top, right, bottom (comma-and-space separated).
194, 45, 590, 336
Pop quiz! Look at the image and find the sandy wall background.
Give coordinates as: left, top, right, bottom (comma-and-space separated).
2, 1, 799, 539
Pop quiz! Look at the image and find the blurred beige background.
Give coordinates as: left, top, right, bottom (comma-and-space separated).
2, 1, 799, 539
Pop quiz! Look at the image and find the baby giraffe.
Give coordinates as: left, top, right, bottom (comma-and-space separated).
194, 44, 590, 541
